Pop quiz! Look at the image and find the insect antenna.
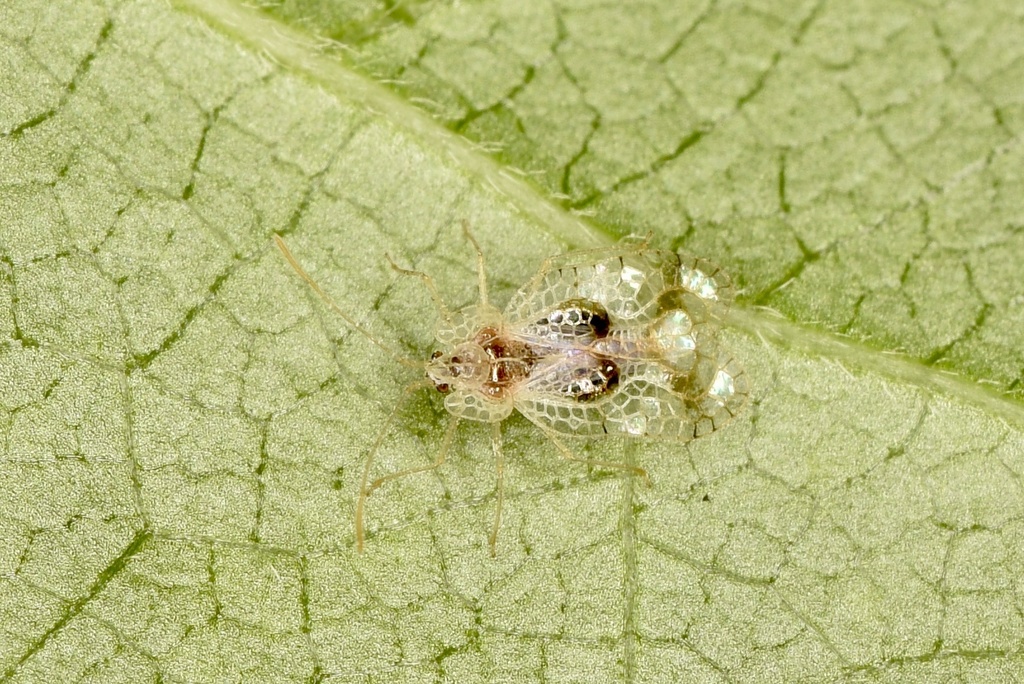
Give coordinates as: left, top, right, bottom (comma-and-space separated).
461, 220, 490, 307
273, 234, 421, 369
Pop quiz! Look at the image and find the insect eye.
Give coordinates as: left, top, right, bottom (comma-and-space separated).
451, 355, 462, 364
431, 350, 443, 360
434, 383, 451, 394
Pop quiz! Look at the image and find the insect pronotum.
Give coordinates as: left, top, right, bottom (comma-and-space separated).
274, 225, 748, 556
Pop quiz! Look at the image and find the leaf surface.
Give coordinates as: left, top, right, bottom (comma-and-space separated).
1, 1, 1023, 682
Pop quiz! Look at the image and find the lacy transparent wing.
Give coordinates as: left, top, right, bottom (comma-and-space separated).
684, 349, 750, 439
503, 246, 735, 330
507, 244, 746, 441
515, 352, 749, 441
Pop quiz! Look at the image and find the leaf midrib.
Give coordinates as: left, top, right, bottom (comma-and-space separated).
172, 0, 604, 249
171, 0, 1024, 431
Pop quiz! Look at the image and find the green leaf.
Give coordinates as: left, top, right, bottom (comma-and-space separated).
2, 1, 1023, 682
288, 0, 1024, 396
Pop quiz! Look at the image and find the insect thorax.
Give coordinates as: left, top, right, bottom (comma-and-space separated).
427, 299, 624, 421
428, 323, 535, 398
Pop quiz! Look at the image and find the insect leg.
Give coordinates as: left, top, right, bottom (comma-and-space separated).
356, 379, 433, 553
488, 421, 505, 557
536, 424, 651, 487
461, 219, 489, 307
384, 253, 454, 326
365, 414, 459, 496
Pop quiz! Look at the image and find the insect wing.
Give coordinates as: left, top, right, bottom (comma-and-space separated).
505, 246, 676, 327
691, 352, 749, 437
516, 358, 691, 438
505, 247, 735, 327
677, 255, 735, 317
515, 354, 619, 436
507, 246, 748, 441
517, 352, 748, 440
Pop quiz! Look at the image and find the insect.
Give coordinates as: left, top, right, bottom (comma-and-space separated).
273, 225, 748, 555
